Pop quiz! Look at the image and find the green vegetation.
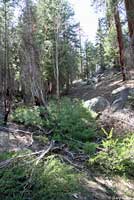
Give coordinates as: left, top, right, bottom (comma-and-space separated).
33, 135, 49, 144
83, 142, 97, 155
89, 129, 134, 176
0, 153, 83, 200
47, 98, 97, 140
10, 99, 134, 179
0, 0, 134, 198
12, 106, 44, 126
12, 98, 97, 151
2, 98, 134, 199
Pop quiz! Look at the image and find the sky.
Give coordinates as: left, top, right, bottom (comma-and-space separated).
68, 0, 99, 42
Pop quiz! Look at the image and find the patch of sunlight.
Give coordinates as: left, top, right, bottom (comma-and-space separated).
72, 79, 83, 84
108, 80, 122, 87
112, 85, 126, 95
83, 177, 107, 193
126, 80, 134, 88
82, 102, 97, 119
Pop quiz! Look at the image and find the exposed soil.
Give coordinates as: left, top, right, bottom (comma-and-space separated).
68, 71, 134, 104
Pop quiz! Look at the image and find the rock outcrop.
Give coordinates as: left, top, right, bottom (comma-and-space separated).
83, 96, 110, 113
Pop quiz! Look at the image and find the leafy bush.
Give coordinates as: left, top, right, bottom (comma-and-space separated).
89, 129, 134, 176
12, 98, 97, 151
83, 142, 97, 154
47, 98, 97, 142
32, 157, 81, 200
0, 153, 82, 200
12, 106, 43, 126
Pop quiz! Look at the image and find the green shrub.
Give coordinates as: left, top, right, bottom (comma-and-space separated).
89, 129, 134, 176
83, 142, 97, 154
0, 152, 15, 161
33, 157, 81, 200
0, 153, 82, 200
47, 98, 97, 142
33, 135, 49, 144
12, 98, 97, 151
12, 106, 43, 126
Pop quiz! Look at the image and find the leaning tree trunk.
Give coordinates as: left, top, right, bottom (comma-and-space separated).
114, 7, 126, 81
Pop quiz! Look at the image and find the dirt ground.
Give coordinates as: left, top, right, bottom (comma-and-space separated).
68, 71, 134, 104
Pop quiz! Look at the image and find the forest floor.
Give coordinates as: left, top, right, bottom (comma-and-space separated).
67, 70, 134, 199
1, 123, 134, 200
68, 70, 134, 103
0, 70, 134, 199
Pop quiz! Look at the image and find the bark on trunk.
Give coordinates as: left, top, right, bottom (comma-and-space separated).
124, 0, 134, 38
55, 31, 60, 99
114, 7, 126, 81
21, 0, 46, 105
124, 0, 134, 79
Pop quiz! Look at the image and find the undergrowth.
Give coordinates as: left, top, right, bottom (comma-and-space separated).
0, 152, 83, 200
12, 98, 98, 153
12, 106, 43, 126
11, 98, 134, 177
89, 129, 134, 177
3, 98, 134, 198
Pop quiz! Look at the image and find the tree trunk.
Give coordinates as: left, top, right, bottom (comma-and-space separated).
55, 30, 60, 99
55, 12, 60, 100
114, 7, 126, 81
124, 0, 134, 79
21, 0, 46, 105
79, 25, 83, 78
124, 0, 134, 38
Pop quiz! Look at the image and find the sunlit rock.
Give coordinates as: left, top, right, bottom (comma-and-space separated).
83, 96, 110, 112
